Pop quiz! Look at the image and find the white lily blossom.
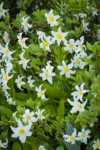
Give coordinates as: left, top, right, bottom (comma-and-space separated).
64, 39, 77, 53
82, 19, 90, 32
0, 2, 9, 19
58, 60, 76, 78
51, 27, 68, 46
3, 31, 10, 43
77, 128, 91, 144
19, 52, 30, 70
71, 83, 89, 102
21, 16, 32, 33
37, 31, 46, 40
93, 139, 100, 150
15, 75, 25, 90
63, 128, 78, 144
27, 76, 35, 87
22, 109, 37, 123
67, 98, 87, 113
11, 120, 32, 143
36, 84, 48, 101
0, 139, 8, 148
45, 9, 60, 27
38, 145, 46, 150
17, 33, 29, 49
35, 109, 45, 121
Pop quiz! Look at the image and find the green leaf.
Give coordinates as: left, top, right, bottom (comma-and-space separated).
12, 142, 22, 150
57, 99, 65, 117
86, 42, 93, 51
56, 146, 64, 150
0, 106, 13, 118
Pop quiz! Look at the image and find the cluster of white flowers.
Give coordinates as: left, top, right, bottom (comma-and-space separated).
63, 128, 91, 145
0, 139, 8, 149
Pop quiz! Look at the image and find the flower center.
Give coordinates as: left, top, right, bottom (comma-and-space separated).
96, 143, 100, 147
19, 39, 25, 45
19, 128, 25, 135
76, 59, 81, 64
39, 90, 44, 97
43, 41, 49, 47
23, 21, 28, 27
81, 133, 87, 138
39, 148, 44, 150
0, 8, 3, 13
68, 43, 74, 49
69, 136, 75, 142
38, 113, 42, 119
2, 74, 8, 81
45, 72, 49, 78
49, 16, 55, 22
56, 33, 62, 40
26, 115, 31, 120
64, 67, 69, 73
18, 80, 22, 84
4, 49, 9, 55
78, 90, 83, 95
77, 103, 82, 109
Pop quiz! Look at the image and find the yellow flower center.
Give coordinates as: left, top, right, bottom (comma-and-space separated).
45, 72, 49, 78
4, 49, 9, 55
76, 59, 81, 64
39, 148, 44, 150
18, 80, 22, 84
23, 21, 28, 27
77, 103, 82, 109
80, 45, 84, 51
2, 74, 8, 81
96, 143, 100, 147
68, 43, 74, 49
0, 8, 3, 13
64, 67, 69, 73
19, 39, 25, 45
38, 113, 42, 119
81, 133, 86, 138
43, 41, 49, 47
39, 90, 44, 96
56, 33, 62, 40
69, 136, 75, 142
49, 16, 55, 22
19, 128, 25, 135
78, 90, 83, 95
26, 115, 31, 121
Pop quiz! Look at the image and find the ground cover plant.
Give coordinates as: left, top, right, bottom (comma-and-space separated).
0, 0, 100, 149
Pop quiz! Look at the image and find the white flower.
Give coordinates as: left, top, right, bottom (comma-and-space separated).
79, 13, 87, 18
67, 98, 87, 113
36, 84, 48, 101
3, 31, 10, 43
15, 75, 25, 90
7, 97, 16, 105
92, 7, 98, 17
63, 128, 78, 144
93, 139, 100, 150
45, 60, 54, 72
45, 9, 60, 27
21, 16, 32, 33
19, 52, 30, 70
64, 39, 77, 53
71, 83, 89, 102
82, 19, 90, 32
37, 31, 45, 40
0, 2, 8, 19
27, 76, 35, 87
11, 120, 32, 143
22, 109, 37, 123
51, 27, 68, 46
71, 54, 86, 69
58, 60, 76, 78
38, 145, 46, 150
0, 42, 14, 60
40, 36, 54, 51
35, 109, 45, 121
5, 59, 14, 72
17, 33, 28, 49
77, 128, 91, 144
0, 139, 8, 148
0, 69, 13, 88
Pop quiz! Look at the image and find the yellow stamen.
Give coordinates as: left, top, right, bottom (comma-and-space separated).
2, 74, 8, 81
56, 33, 62, 40
68, 43, 74, 49
45, 72, 49, 78
81, 133, 86, 138
64, 67, 69, 73
76, 59, 81, 64
49, 16, 55, 22
69, 136, 75, 142
78, 90, 83, 95
0, 8, 3, 13
26, 115, 31, 120
19, 129, 25, 135
96, 143, 100, 147
23, 21, 28, 27
43, 41, 49, 47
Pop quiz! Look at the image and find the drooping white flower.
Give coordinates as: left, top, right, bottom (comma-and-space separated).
22, 109, 37, 123
79, 13, 87, 18
58, 60, 76, 78
17, 33, 28, 49
64, 39, 77, 53
71, 83, 89, 102
67, 98, 87, 113
51, 27, 68, 46
45, 9, 60, 27
11, 120, 32, 143
45, 60, 54, 72
82, 19, 90, 32
40, 36, 54, 51
21, 16, 32, 33
63, 128, 78, 144
27, 76, 35, 87
93, 139, 100, 150
38, 145, 46, 150
35, 109, 45, 121
0, 2, 9, 19
5, 59, 14, 73
92, 7, 98, 17
0, 139, 8, 148
77, 128, 91, 144
36, 84, 48, 101
7, 97, 16, 105
3, 31, 10, 43
19, 52, 30, 70
36, 31, 46, 40
15, 75, 25, 90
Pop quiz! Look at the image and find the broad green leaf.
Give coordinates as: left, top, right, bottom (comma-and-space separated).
12, 142, 22, 150
86, 42, 93, 51
0, 106, 13, 118
57, 99, 65, 117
